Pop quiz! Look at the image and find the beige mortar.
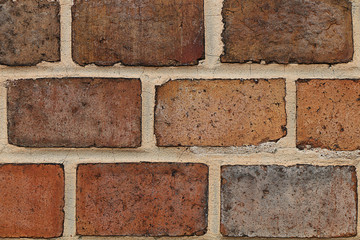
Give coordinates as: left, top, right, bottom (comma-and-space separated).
0, 0, 359, 239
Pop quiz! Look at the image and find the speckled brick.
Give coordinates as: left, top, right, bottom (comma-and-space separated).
221, 0, 353, 64
297, 79, 360, 150
7, 78, 141, 148
72, 0, 204, 66
0, 164, 64, 238
0, 0, 60, 66
155, 79, 286, 147
76, 163, 208, 236
221, 165, 357, 238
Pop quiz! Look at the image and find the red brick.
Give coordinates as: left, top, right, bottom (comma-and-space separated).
72, 0, 204, 66
155, 79, 286, 146
76, 163, 208, 236
297, 79, 360, 150
0, 164, 64, 238
221, 165, 357, 238
221, 0, 353, 64
7, 78, 141, 148
0, 0, 60, 66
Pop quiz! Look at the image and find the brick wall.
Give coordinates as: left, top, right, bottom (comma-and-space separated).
0, 0, 359, 239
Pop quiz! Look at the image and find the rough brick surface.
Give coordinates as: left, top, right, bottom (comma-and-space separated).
0, 164, 64, 238
221, 165, 357, 238
155, 79, 286, 146
77, 163, 208, 236
221, 0, 353, 64
7, 78, 141, 148
72, 0, 204, 66
297, 79, 360, 150
0, 0, 60, 66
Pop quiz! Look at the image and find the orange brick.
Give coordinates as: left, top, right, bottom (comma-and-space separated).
77, 163, 208, 236
0, 164, 64, 238
155, 79, 286, 146
297, 79, 360, 150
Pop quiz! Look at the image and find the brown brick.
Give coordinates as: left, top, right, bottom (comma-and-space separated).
7, 78, 141, 148
0, 0, 60, 66
76, 163, 208, 236
221, 165, 357, 238
155, 79, 286, 147
0, 164, 64, 238
297, 79, 360, 150
72, 0, 204, 66
221, 0, 353, 64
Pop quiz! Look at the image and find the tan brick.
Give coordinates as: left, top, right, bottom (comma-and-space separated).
297, 79, 360, 150
221, 0, 353, 64
155, 79, 286, 147
76, 163, 208, 236
0, 164, 64, 238
72, 0, 204, 66
0, 0, 60, 66
7, 78, 141, 148
221, 165, 357, 238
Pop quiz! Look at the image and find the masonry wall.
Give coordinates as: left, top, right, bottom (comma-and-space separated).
0, 0, 360, 239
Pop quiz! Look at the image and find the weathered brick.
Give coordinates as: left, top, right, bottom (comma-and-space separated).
297, 79, 360, 150
7, 78, 141, 148
77, 163, 208, 236
221, 165, 357, 238
0, 0, 60, 66
155, 79, 286, 147
0, 164, 64, 238
72, 0, 204, 66
221, 0, 353, 64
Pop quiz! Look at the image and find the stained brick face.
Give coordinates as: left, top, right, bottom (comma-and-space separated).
155, 79, 286, 146
221, 0, 353, 64
72, 0, 204, 66
0, 164, 64, 238
7, 78, 142, 148
297, 79, 360, 150
0, 0, 60, 66
76, 163, 208, 236
221, 165, 357, 238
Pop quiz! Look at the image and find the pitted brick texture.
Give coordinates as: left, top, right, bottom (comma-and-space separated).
7, 78, 141, 148
155, 79, 286, 146
0, 164, 64, 238
297, 79, 360, 150
72, 0, 204, 66
221, 165, 357, 238
0, 0, 60, 66
221, 0, 353, 64
77, 163, 208, 236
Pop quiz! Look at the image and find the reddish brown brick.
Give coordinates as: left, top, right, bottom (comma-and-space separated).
221, 165, 357, 238
0, 0, 60, 66
72, 0, 204, 66
0, 164, 64, 238
7, 78, 141, 148
155, 79, 286, 147
297, 79, 360, 150
77, 163, 208, 236
221, 0, 353, 64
